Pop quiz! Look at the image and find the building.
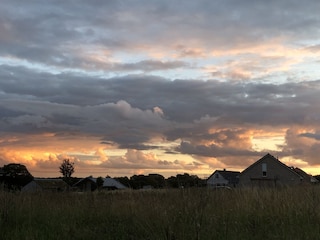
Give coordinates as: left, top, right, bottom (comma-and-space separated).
21, 178, 69, 192
103, 177, 127, 190
73, 176, 128, 192
239, 153, 318, 187
73, 176, 98, 192
207, 169, 240, 188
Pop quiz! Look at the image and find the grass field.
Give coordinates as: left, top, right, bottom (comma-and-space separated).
1, 186, 320, 240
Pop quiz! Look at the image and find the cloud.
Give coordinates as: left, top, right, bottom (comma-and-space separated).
299, 132, 320, 141
1, 67, 320, 164
1, 0, 320, 77
1, 1, 320, 176
281, 128, 320, 166
100, 149, 172, 170
111, 60, 188, 72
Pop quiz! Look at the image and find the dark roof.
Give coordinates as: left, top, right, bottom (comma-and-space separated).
103, 177, 127, 189
73, 176, 127, 190
241, 153, 307, 180
33, 179, 69, 189
73, 176, 97, 187
207, 170, 240, 184
217, 170, 240, 184
292, 167, 319, 183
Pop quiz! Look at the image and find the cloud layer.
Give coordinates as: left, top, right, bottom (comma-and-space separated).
1, 0, 320, 176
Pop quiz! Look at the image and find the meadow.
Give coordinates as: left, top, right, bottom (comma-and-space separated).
1, 186, 320, 240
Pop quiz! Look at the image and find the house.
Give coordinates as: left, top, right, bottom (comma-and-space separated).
291, 167, 319, 184
73, 176, 128, 192
207, 169, 240, 188
21, 178, 69, 192
73, 176, 98, 192
239, 153, 318, 187
103, 177, 127, 190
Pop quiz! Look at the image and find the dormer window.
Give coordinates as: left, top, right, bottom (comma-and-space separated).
262, 163, 267, 177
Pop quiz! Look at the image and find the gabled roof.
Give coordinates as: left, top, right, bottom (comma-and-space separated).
103, 177, 127, 189
292, 167, 319, 183
21, 178, 69, 192
218, 170, 240, 184
241, 153, 306, 180
73, 176, 127, 189
207, 170, 240, 184
72, 176, 97, 187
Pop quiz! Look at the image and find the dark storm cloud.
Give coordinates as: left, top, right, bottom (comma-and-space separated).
177, 141, 261, 158
1, 64, 320, 162
299, 133, 320, 141
0, 66, 318, 123
1, 65, 318, 127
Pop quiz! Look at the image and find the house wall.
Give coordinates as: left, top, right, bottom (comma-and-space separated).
239, 156, 302, 187
76, 180, 96, 192
207, 172, 228, 187
76, 181, 93, 191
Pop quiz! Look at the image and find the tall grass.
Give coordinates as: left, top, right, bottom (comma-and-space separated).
1, 186, 320, 239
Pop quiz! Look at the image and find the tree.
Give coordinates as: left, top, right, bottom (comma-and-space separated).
114, 176, 130, 188
147, 174, 165, 188
165, 173, 206, 188
2, 163, 33, 191
129, 174, 165, 189
96, 176, 104, 190
59, 159, 74, 179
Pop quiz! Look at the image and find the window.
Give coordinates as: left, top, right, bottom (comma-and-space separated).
215, 174, 219, 179
262, 163, 267, 177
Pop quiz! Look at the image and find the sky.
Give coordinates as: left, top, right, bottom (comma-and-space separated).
1, 0, 320, 178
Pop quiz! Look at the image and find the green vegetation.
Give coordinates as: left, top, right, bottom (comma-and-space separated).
1, 187, 320, 239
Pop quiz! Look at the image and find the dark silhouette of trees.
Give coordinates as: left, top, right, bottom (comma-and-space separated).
148, 174, 166, 188
115, 173, 205, 189
96, 176, 104, 190
1, 163, 33, 191
129, 175, 146, 189
129, 174, 166, 189
59, 159, 74, 179
166, 176, 179, 188
166, 173, 206, 188
114, 176, 130, 188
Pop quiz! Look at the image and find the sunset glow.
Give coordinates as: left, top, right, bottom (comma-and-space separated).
1, 0, 320, 178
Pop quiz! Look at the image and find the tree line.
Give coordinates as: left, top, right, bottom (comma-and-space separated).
0, 160, 206, 191
3, 159, 320, 192
115, 173, 206, 189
